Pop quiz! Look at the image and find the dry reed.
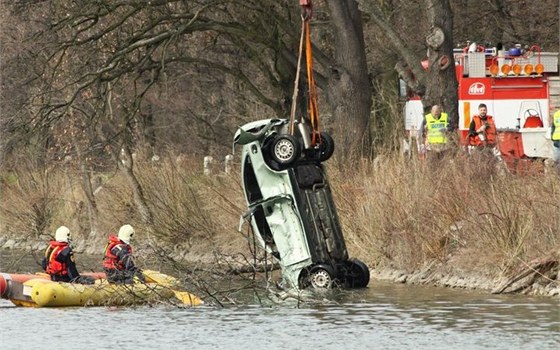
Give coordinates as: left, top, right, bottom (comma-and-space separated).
1, 150, 558, 280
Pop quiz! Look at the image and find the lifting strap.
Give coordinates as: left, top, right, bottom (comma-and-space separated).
305, 19, 320, 145
289, 0, 321, 145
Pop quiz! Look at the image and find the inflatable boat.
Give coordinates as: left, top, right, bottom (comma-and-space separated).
0, 270, 202, 307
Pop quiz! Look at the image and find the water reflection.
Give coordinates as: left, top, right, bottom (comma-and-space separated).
2, 280, 558, 350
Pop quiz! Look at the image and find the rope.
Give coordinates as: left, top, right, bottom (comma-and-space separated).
289, 18, 306, 135
304, 20, 320, 145
289, 1, 321, 143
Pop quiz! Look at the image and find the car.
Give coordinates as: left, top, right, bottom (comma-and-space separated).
234, 118, 370, 289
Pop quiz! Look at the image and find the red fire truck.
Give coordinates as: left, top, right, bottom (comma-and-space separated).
404, 43, 560, 169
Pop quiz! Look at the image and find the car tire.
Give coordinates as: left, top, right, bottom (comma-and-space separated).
318, 132, 335, 162
344, 259, 370, 288
308, 265, 335, 289
270, 134, 300, 166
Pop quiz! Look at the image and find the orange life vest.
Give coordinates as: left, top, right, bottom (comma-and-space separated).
44, 241, 69, 276
103, 235, 132, 270
470, 115, 497, 146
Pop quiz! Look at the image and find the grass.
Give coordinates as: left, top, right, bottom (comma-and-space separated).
327, 151, 560, 275
1, 150, 558, 282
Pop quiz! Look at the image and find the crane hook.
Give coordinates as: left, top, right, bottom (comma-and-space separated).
300, 0, 313, 21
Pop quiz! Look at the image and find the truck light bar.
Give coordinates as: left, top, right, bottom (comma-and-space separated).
489, 63, 545, 77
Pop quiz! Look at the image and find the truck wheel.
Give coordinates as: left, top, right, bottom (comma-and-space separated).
270, 134, 300, 166
318, 132, 335, 162
344, 259, 370, 288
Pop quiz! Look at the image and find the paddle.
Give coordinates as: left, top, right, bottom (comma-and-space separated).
171, 290, 204, 306
141, 270, 203, 306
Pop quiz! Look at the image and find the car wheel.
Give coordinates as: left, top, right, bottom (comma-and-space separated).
318, 132, 335, 162
344, 259, 370, 288
309, 266, 334, 289
270, 134, 300, 166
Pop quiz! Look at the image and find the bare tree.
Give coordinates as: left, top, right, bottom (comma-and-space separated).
424, 0, 458, 129
361, 0, 459, 129
323, 0, 373, 155
452, 0, 559, 51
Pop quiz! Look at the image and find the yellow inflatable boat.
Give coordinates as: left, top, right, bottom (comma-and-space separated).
4, 270, 203, 307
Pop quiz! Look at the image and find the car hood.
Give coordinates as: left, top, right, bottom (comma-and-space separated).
233, 118, 287, 145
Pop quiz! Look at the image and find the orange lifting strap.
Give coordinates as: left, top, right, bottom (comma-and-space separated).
290, 0, 321, 145
305, 19, 321, 145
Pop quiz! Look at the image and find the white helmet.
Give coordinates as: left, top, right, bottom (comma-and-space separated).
118, 224, 135, 244
55, 226, 71, 243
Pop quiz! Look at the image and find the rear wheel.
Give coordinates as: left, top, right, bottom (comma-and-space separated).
270, 134, 300, 167
344, 259, 370, 288
317, 132, 335, 162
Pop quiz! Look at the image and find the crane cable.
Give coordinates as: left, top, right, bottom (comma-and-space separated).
305, 19, 320, 145
289, 0, 321, 146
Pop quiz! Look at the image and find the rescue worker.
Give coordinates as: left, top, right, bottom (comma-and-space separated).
551, 108, 560, 169
467, 103, 502, 155
103, 224, 144, 284
467, 103, 505, 175
420, 104, 449, 160
42, 226, 94, 284
468, 103, 496, 148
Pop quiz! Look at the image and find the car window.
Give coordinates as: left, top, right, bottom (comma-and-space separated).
243, 155, 263, 203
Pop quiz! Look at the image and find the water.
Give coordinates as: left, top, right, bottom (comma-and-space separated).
1, 280, 558, 349
1, 250, 559, 349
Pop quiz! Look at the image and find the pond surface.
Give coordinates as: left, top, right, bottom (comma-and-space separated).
1, 249, 558, 349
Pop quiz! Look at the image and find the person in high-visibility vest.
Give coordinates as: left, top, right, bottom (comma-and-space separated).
468, 103, 497, 148
420, 104, 449, 159
551, 109, 560, 167
467, 103, 503, 163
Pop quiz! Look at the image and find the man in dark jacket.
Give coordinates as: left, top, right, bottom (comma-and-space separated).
102, 224, 144, 284
42, 226, 94, 284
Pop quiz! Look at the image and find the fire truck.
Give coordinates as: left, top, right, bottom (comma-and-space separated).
404, 43, 560, 169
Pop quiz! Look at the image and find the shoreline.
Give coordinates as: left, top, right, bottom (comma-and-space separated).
2, 236, 558, 298
371, 264, 560, 297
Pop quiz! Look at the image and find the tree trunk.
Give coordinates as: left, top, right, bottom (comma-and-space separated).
76, 146, 100, 240
423, 0, 459, 130
141, 102, 157, 158
102, 83, 154, 227
492, 252, 559, 294
0, 127, 4, 170
118, 144, 154, 226
361, 0, 459, 130
324, 0, 373, 157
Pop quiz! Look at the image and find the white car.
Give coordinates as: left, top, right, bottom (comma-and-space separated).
234, 118, 369, 289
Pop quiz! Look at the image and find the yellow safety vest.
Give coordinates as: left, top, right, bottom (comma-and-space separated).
426, 112, 449, 144
552, 110, 560, 141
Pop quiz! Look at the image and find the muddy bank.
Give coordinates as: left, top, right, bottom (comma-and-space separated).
2, 235, 558, 298
372, 261, 560, 297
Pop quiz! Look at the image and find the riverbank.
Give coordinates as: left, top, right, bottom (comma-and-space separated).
2, 233, 558, 298
371, 261, 560, 297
